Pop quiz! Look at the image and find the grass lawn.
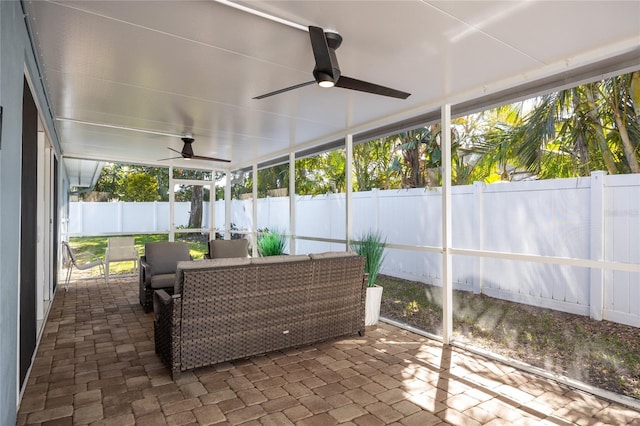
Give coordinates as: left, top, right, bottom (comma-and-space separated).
68, 234, 208, 275
378, 274, 640, 400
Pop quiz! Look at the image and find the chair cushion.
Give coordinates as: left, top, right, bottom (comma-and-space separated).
150, 273, 176, 289
145, 242, 191, 275
209, 239, 249, 259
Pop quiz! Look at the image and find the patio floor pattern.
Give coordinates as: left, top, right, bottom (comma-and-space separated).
17, 276, 640, 426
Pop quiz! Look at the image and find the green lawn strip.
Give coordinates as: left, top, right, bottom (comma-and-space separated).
377, 275, 640, 399
68, 234, 208, 275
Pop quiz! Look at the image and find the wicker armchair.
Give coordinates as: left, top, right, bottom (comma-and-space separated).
139, 242, 191, 313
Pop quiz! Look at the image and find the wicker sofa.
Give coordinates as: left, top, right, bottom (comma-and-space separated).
153, 252, 366, 378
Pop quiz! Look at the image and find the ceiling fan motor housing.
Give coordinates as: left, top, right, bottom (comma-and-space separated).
181, 137, 194, 158
313, 30, 342, 85
324, 31, 342, 49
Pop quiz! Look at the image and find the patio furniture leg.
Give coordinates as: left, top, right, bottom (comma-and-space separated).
64, 264, 73, 292
100, 263, 106, 285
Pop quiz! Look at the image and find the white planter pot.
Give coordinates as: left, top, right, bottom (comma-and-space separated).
365, 285, 384, 326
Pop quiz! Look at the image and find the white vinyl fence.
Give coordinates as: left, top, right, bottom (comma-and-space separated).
69, 172, 640, 326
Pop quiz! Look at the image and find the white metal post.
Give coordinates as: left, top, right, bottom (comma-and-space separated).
346, 135, 353, 251
225, 170, 232, 240
441, 104, 453, 344
209, 168, 216, 242
252, 164, 259, 257
169, 166, 175, 242
289, 152, 296, 255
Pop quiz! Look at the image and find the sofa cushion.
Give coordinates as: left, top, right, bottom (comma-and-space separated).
309, 251, 357, 260
150, 273, 176, 289
145, 242, 191, 275
174, 258, 252, 293
250, 254, 309, 265
209, 239, 249, 259
178, 258, 252, 270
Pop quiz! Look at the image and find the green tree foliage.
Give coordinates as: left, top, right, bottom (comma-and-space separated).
91, 164, 168, 201
353, 138, 400, 190
459, 104, 527, 182
296, 150, 347, 195
121, 173, 159, 201
172, 168, 212, 202
256, 164, 289, 198
604, 73, 640, 174
389, 127, 440, 188
472, 72, 639, 179
230, 169, 253, 199
91, 163, 126, 200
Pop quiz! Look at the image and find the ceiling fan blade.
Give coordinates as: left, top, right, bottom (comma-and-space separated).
336, 76, 411, 99
191, 155, 231, 163
157, 156, 182, 161
309, 26, 333, 75
167, 147, 184, 155
253, 81, 315, 99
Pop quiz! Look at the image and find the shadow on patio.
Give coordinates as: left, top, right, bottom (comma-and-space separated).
17, 276, 640, 425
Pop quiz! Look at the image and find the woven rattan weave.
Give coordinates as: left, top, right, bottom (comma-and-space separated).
153, 253, 366, 378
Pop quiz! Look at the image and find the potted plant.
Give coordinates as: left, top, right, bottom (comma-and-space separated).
351, 230, 386, 326
257, 228, 287, 256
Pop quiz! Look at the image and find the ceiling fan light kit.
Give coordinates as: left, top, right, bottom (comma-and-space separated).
254, 26, 411, 100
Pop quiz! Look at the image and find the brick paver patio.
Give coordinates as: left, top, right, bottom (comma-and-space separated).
17, 276, 640, 425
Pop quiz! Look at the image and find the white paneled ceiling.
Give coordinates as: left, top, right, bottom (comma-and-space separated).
24, 0, 640, 185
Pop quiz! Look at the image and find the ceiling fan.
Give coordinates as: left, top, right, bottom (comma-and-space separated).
254, 26, 411, 100
159, 136, 230, 163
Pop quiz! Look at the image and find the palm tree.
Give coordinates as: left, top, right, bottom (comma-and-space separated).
603, 72, 640, 173
390, 126, 441, 188
353, 138, 400, 190
504, 73, 639, 177
452, 107, 521, 182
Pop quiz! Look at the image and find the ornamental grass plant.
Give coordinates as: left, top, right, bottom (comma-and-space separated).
351, 230, 386, 287
257, 229, 287, 256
